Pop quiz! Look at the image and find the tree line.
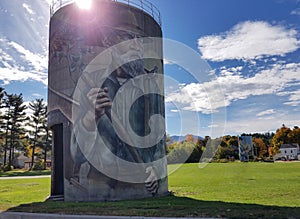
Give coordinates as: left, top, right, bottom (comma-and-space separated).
0, 87, 51, 171
167, 124, 300, 163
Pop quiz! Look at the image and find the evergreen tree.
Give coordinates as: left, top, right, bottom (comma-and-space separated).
27, 99, 47, 170
3, 93, 28, 168
0, 87, 5, 164
39, 106, 52, 170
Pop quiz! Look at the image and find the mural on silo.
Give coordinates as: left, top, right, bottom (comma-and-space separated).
48, 1, 168, 201
238, 136, 253, 162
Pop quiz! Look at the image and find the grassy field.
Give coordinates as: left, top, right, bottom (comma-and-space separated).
0, 169, 51, 177
1, 162, 300, 218
169, 162, 300, 207
0, 177, 50, 211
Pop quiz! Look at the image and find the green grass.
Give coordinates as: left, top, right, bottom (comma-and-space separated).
1, 162, 300, 218
0, 169, 51, 177
0, 177, 50, 211
168, 162, 300, 207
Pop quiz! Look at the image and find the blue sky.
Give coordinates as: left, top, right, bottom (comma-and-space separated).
0, 0, 300, 137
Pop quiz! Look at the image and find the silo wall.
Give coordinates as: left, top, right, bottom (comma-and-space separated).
48, 0, 167, 201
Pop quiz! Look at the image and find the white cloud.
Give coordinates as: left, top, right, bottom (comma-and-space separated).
32, 93, 43, 97
8, 41, 47, 72
291, 8, 300, 16
256, 109, 275, 117
170, 109, 180, 113
163, 59, 173, 65
44, 0, 52, 5
22, 3, 35, 15
0, 38, 48, 85
0, 67, 47, 85
283, 90, 300, 106
198, 21, 300, 61
166, 62, 300, 114
224, 115, 300, 136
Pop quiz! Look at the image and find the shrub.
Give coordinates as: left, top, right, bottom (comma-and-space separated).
3, 164, 13, 172
32, 161, 44, 170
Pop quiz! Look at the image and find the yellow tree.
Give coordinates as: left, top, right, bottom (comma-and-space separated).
253, 137, 267, 158
288, 126, 300, 145
271, 124, 291, 154
185, 134, 195, 142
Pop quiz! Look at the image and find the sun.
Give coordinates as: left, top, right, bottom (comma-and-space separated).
76, 0, 92, 10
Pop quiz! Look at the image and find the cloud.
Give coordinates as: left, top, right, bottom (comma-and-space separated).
166, 62, 300, 114
8, 41, 47, 72
22, 3, 35, 15
163, 59, 173, 65
198, 21, 300, 61
0, 38, 48, 85
256, 109, 276, 117
283, 90, 300, 106
291, 8, 300, 16
224, 114, 300, 135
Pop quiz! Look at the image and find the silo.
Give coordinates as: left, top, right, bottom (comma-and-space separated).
48, 0, 167, 201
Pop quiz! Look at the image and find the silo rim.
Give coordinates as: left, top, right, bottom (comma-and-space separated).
50, 0, 162, 27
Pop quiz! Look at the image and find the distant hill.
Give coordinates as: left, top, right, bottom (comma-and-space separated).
169, 135, 203, 143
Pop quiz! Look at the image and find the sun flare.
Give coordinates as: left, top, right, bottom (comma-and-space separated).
76, 0, 92, 10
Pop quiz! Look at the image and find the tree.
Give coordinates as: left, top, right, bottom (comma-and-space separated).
0, 87, 6, 164
27, 99, 47, 170
272, 125, 292, 154
253, 137, 267, 158
185, 134, 194, 142
187, 140, 204, 163
214, 135, 237, 160
2, 93, 28, 168
288, 126, 300, 145
39, 106, 52, 170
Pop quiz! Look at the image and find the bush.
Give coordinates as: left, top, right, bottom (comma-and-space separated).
32, 161, 44, 170
3, 164, 13, 172
167, 142, 195, 164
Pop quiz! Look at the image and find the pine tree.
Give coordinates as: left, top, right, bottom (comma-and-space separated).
2, 93, 28, 168
27, 99, 47, 170
0, 87, 5, 164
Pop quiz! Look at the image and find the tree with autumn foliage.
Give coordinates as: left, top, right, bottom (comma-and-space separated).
214, 135, 239, 160
288, 126, 300, 145
272, 124, 291, 154
253, 137, 267, 158
185, 134, 195, 142
167, 134, 204, 163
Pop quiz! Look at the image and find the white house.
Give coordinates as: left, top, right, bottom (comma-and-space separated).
14, 153, 30, 168
277, 143, 299, 160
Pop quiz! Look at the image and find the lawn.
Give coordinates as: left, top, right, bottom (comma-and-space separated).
168, 162, 300, 207
1, 162, 299, 218
0, 169, 51, 177
0, 177, 50, 211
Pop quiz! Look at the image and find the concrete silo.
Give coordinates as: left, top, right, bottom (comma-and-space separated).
48, 0, 167, 201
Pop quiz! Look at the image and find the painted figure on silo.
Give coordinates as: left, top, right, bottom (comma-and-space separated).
238, 136, 253, 162
68, 10, 167, 201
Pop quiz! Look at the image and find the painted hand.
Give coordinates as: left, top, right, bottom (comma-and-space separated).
82, 87, 112, 131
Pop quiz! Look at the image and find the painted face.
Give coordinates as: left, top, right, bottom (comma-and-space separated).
109, 29, 145, 78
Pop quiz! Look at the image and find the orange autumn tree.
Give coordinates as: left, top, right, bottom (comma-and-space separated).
253, 137, 267, 158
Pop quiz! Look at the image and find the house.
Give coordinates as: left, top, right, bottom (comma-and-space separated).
14, 153, 29, 168
24, 159, 52, 169
277, 143, 299, 160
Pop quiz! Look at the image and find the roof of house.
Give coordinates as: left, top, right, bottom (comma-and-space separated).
280, 143, 299, 149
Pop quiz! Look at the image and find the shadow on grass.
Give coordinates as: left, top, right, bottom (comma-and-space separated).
5, 195, 300, 219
